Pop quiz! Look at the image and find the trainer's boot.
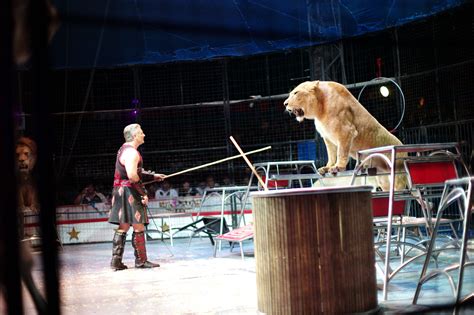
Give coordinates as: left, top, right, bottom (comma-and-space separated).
110, 230, 128, 271
132, 231, 160, 268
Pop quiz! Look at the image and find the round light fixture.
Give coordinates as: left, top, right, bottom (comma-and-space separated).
379, 86, 389, 97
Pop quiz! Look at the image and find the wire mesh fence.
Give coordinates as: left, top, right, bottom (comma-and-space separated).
16, 3, 474, 205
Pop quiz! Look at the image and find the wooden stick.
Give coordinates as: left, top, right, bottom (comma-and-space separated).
143, 146, 272, 184
229, 136, 268, 191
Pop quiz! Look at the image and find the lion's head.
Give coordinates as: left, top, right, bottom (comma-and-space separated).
283, 80, 321, 122
16, 137, 37, 175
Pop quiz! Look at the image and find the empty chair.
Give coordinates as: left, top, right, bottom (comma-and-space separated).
351, 143, 469, 301
404, 150, 470, 237
413, 177, 474, 305
252, 161, 319, 191
371, 192, 429, 278
372, 192, 406, 219
186, 217, 229, 246
213, 223, 254, 260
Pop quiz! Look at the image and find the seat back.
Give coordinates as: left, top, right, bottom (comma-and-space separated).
404, 152, 462, 189
371, 194, 406, 218
405, 160, 458, 188
404, 152, 468, 222
202, 217, 229, 234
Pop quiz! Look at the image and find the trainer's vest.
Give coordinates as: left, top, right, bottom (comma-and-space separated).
113, 144, 143, 187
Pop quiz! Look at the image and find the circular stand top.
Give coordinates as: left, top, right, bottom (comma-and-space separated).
251, 185, 373, 198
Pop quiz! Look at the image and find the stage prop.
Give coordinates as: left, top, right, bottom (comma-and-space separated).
143, 145, 271, 184
252, 186, 377, 314
207, 136, 265, 256
229, 136, 267, 191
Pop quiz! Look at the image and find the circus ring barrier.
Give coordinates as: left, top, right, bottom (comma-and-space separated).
24, 196, 253, 245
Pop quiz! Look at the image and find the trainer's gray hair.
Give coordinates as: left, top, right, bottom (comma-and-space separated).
123, 124, 141, 142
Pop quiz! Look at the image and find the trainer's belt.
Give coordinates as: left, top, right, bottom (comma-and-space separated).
113, 179, 132, 187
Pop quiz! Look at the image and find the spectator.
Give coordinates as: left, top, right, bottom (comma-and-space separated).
146, 182, 159, 199
179, 180, 198, 197
221, 174, 232, 186
74, 184, 107, 205
196, 180, 207, 196
241, 175, 251, 186
205, 175, 219, 190
155, 180, 178, 200
96, 184, 112, 201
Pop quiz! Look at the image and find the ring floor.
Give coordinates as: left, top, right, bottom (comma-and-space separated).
5, 236, 474, 314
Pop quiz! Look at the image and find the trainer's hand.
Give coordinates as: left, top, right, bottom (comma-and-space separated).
141, 195, 149, 205
153, 174, 166, 182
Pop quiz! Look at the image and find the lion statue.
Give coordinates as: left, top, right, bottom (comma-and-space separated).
16, 137, 40, 213
284, 80, 406, 191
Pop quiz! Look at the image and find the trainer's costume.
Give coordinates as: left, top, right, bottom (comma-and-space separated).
109, 144, 159, 270
109, 144, 148, 226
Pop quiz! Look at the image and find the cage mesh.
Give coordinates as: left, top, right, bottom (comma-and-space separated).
16, 3, 474, 205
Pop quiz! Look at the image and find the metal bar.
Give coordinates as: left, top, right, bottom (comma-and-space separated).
0, 0, 24, 312
30, 0, 61, 313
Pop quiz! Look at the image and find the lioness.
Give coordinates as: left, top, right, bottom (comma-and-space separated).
284, 80, 406, 191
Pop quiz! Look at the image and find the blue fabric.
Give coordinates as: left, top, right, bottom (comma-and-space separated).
298, 141, 317, 161
50, 0, 466, 68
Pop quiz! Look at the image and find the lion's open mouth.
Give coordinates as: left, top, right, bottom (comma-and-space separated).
18, 164, 29, 171
292, 108, 304, 117
286, 106, 305, 117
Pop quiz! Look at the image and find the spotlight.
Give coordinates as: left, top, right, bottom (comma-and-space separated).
379, 86, 389, 97
131, 98, 140, 116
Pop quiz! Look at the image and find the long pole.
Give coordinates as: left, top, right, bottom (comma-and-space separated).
229, 136, 268, 191
144, 146, 271, 184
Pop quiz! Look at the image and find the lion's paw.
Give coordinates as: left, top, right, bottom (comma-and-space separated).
329, 166, 346, 174
317, 166, 330, 175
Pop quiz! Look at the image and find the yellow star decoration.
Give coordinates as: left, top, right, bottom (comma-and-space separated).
68, 227, 80, 241
161, 222, 170, 233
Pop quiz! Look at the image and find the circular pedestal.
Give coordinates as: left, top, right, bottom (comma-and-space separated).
252, 186, 376, 314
